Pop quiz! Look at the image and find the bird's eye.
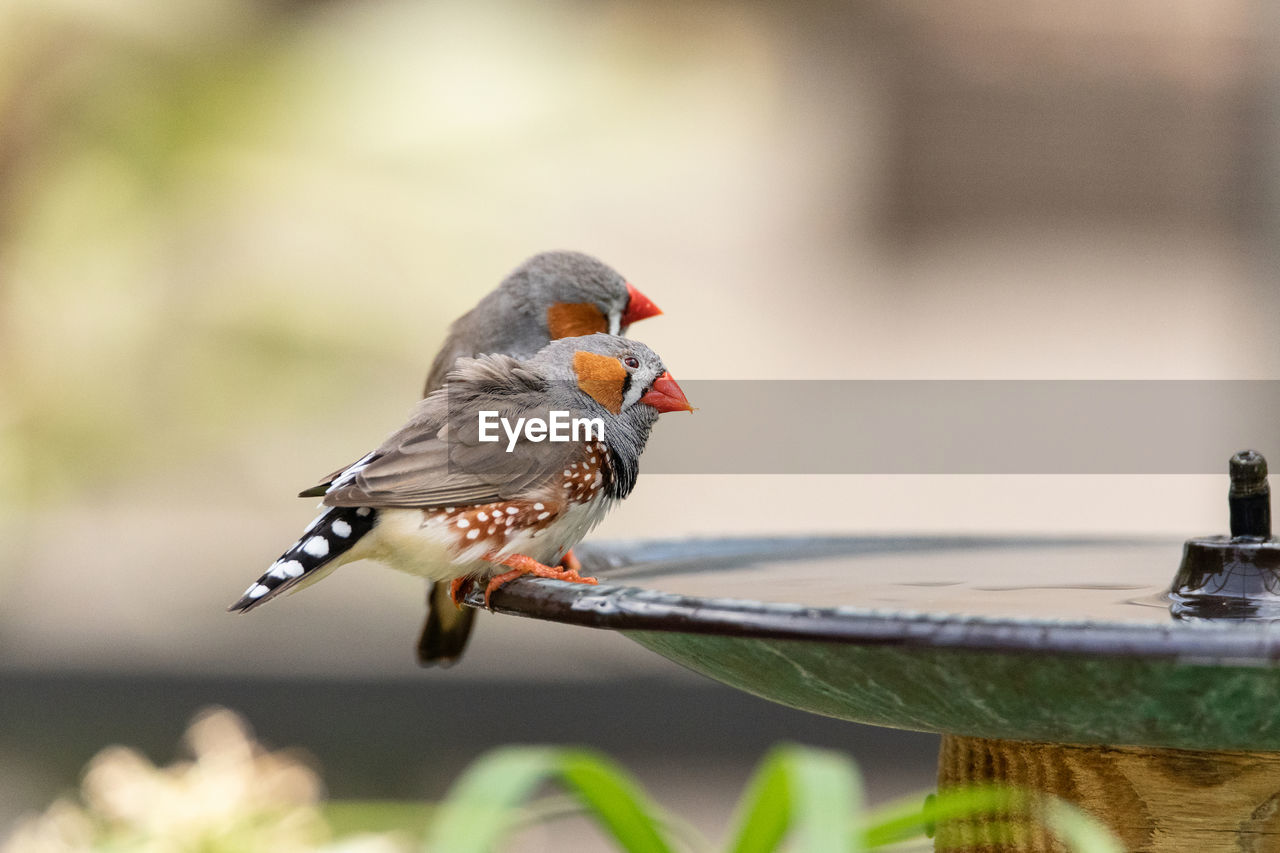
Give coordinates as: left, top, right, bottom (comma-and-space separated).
623, 356, 640, 369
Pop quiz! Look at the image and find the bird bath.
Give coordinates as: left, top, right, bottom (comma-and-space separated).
464, 455, 1280, 851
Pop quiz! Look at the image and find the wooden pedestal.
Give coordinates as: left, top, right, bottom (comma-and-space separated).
937, 734, 1280, 852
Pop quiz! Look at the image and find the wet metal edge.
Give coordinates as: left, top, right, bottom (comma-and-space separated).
459, 536, 1280, 665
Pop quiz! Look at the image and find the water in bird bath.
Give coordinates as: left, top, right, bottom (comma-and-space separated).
602, 539, 1179, 624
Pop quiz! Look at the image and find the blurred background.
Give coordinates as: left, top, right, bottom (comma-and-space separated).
2, 0, 1279, 848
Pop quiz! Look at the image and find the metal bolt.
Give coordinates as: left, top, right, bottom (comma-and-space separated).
1229, 450, 1271, 539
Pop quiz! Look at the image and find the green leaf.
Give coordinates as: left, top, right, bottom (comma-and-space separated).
558, 752, 678, 853
862, 786, 1015, 847
1041, 799, 1124, 853
423, 747, 561, 853
784, 746, 864, 853
421, 747, 680, 853
723, 752, 790, 853
861, 786, 1121, 853
724, 745, 864, 853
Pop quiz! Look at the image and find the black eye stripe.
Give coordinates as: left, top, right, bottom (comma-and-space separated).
621, 373, 633, 399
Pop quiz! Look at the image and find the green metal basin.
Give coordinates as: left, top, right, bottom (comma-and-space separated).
464, 537, 1280, 751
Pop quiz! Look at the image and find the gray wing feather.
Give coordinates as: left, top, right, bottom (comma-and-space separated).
323, 354, 580, 509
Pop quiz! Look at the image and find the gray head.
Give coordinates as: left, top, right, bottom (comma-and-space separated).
500, 251, 662, 338
528, 333, 692, 497
425, 250, 664, 395
529, 333, 688, 414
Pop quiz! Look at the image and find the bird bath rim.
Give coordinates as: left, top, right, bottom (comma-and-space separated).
463, 535, 1280, 666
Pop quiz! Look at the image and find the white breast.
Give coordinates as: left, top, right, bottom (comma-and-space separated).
340, 494, 614, 583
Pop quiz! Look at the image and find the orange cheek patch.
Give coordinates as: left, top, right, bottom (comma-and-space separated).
547, 303, 608, 339
573, 351, 626, 414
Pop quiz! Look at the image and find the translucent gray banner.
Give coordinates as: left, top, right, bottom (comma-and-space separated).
638, 381, 1280, 474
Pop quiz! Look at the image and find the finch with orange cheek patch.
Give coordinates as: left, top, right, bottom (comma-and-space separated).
300, 251, 664, 666
422, 250, 662, 394
229, 335, 692, 660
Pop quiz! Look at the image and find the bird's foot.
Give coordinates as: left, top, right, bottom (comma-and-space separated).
449, 576, 474, 608
483, 553, 597, 608
558, 548, 583, 576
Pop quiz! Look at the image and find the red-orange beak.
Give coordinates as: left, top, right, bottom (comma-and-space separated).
621, 283, 662, 327
640, 371, 694, 413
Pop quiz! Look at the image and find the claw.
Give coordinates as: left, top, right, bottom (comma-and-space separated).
449, 576, 472, 608
483, 553, 597, 608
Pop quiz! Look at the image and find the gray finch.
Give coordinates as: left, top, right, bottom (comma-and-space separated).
423, 250, 661, 393
228, 335, 691, 634
290, 250, 662, 666
414, 251, 659, 665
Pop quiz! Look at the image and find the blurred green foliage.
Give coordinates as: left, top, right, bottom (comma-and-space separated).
0, 0, 406, 509
0, 0, 777, 516
3, 708, 1122, 852
423, 744, 1121, 853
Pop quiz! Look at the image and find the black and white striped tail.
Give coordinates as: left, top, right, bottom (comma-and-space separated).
228, 506, 377, 613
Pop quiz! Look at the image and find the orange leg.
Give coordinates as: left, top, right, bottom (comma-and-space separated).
483, 553, 597, 607
449, 576, 473, 607
558, 548, 583, 576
